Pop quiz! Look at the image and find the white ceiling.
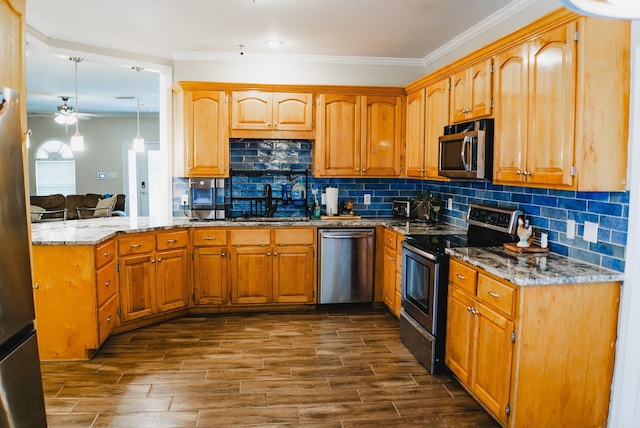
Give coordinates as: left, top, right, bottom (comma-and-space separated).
25, 0, 517, 116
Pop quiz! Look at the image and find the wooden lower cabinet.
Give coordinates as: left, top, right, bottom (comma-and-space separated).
229, 227, 316, 305
192, 228, 228, 306
118, 230, 189, 323
32, 238, 117, 360
445, 258, 620, 427
381, 228, 403, 317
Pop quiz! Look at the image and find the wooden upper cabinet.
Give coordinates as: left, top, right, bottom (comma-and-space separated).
230, 91, 313, 138
494, 22, 576, 188
173, 86, 229, 178
492, 16, 628, 191
315, 94, 361, 176
404, 89, 426, 178
315, 93, 402, 177
424, 78, 450, 179
450, 58, 493, 123
361, 95, 402, 176
0, 0, 25, 92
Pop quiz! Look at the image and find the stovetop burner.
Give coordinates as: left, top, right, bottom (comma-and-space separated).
404, 204, 522, 256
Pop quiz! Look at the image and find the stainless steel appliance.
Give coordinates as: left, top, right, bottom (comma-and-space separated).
400, 204, 520, 374
318, 228, 375, 304
0, 87, 47, 426
438, 119, 494, 180
189, 178, 225, 220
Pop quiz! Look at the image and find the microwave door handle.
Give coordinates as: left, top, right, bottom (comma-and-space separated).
461, 136, 470, 171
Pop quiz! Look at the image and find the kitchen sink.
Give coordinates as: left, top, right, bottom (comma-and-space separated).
231, 217, 310, 223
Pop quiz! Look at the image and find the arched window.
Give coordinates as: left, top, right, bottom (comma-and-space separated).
34, 139, 76, 195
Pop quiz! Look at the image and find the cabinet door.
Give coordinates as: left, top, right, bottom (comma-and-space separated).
361, 95, 402, 176
493, 43, 529, 184
273, 245, 314, 303
315, 94, 361, 176
450, 59, 493, 123
527, 22, 576, 188
193, 246, 228, 306
0, 0, 24, 94
230, 246, 273, 304
424, 78, 450, 178
273, 93, 313, 131
382, 246, 397, 310
156, 248, 189, 312
119, 253, 156, 321
472, 302, 514, 426
185, 90, 229, 177
405, 89, 426, 178
231, 91, 271, 130
445, 285, 475, 384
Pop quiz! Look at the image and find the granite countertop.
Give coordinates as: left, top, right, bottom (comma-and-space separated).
30, 216, 467, 245
445, 246, 624, 286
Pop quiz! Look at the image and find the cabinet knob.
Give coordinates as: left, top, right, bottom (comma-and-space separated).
157, 258, 162, 262
151, 259, 156, 263
107, 316, 113, 323
467, 306, 473, 312
221, 252, 226, 257
105, 280, 111, 287
356, 168, 360, 172
267, 252, 272, 256
274, 252, 278, 256
33, 283, 39, 290
391, 257, 395, 262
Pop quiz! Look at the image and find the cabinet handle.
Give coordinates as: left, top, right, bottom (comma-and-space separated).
204, 236, 216, 240
105, 280, 111, 287
487, 290, 500, 298
33, 283, 39, 290
103, 251, 111, 257
167, 239, 178, 244
130, 243, 143, 248
456, 274, 466, 280
107, 316, 113, 323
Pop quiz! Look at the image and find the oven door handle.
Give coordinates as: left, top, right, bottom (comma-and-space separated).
322, 234, 372, 239
402, 243, 439, 262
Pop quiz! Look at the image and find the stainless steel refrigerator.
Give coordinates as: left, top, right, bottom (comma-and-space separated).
0, 87, 47, 426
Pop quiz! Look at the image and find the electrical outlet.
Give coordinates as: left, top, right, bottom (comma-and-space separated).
584, 221, 598, 243
181, 194, 189, 206
364, 194, 371, 205
447, 197, 453, 210
567, 219, 576, 239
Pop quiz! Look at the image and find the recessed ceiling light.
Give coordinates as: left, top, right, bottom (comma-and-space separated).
263, 40, 285, 48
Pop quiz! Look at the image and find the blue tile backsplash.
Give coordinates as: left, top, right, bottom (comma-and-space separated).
173, 139, 628, 272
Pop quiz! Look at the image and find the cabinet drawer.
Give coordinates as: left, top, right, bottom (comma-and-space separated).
98, 294, 118, 345
96, 261, 116, 307
193, 228, 227, 246
384, 228, 397, 250
449, 259, 478, 294
95, 239, 115, 269
118, 234, 155, 256
274, 228, 314, 245
229, 229, 271, 246
157, 230, 189, 251
477, 274, 516, 317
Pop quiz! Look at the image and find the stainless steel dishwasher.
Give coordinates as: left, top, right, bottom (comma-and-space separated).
318, 228, 375, 304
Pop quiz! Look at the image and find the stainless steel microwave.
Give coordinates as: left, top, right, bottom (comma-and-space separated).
438, 119, 493, 180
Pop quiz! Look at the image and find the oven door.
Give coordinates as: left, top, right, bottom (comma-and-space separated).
401, 242, 440, 335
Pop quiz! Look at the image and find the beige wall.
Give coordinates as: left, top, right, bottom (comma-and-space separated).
26, 115, 159, 196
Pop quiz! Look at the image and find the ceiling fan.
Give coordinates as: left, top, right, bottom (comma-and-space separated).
54, 96, 94, 125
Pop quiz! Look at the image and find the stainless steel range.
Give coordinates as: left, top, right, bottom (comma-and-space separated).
399, 204, 521, 374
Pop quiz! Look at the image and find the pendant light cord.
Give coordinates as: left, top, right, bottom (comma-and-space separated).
133, 66, 144, 140
70, 57, 82, 134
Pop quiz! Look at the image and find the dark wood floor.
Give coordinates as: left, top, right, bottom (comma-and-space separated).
41, 308, 500, 427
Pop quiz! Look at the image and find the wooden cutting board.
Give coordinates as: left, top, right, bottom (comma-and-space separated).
503, 242, 549, 253
320, 215, 362, 221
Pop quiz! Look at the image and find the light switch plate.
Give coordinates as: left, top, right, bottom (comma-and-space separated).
364, 194, 371, 205
567, 219, 576, 239
584, 221, 598, 243
181, 194, 189, 206
447, 197, 453, 210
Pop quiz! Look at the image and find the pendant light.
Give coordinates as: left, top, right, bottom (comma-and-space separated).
69, 57, 84, 151
560, 0, 640, 19
132, 66, 145, 152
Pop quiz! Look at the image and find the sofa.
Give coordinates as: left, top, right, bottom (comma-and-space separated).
30, 193, 126, 221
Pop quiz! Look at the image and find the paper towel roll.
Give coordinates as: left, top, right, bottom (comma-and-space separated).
325, 187, 338, 216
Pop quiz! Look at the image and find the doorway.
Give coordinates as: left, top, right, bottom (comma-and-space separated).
123, 142, 161, 217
